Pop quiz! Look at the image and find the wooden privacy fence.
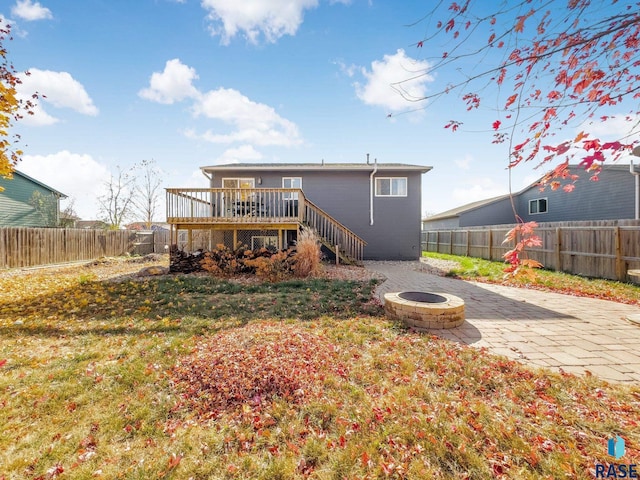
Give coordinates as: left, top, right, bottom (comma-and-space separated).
0, 228, 170, 269
421, 220, 640, 281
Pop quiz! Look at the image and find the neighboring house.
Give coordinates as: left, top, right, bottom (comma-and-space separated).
166, 162, 432, 262
423, 164, 638, 229
125, 222, 170, 231
0, 170, 67, 227
76, 220, 110, 229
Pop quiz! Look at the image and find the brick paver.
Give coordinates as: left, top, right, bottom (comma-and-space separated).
365, 260, 640, 383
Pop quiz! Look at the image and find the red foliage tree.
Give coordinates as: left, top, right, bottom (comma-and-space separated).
402, 1, 640, 271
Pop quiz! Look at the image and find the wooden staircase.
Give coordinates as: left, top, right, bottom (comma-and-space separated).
302, 199, 366, 265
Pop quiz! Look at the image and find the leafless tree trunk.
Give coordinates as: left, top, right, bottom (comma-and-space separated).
98, 166, 136, 229
131, 159, 163, 229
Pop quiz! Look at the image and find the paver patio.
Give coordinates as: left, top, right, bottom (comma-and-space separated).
365, 260, 640, 383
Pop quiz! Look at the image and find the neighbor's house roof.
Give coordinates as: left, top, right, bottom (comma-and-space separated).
422, 163, 636, 223
6, 170, 67, 198
423, 194, 511, 222
201, 162, 432, 174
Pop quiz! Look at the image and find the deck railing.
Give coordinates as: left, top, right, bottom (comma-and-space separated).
166, 188, 305, 224
166, 188, 366, 263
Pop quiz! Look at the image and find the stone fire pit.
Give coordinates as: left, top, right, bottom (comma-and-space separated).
384, 291, 465, 331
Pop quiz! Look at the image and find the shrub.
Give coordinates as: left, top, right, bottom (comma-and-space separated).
243, 250, 294, 282
293, 226, 323, 278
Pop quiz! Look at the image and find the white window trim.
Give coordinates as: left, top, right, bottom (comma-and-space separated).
375, 177, 408, 197
529, 197, 548, 215
282, 177, 302, 200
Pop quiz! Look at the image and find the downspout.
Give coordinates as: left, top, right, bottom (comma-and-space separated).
369, 156, 378, 225
631, 161, 640, 220
201, 169, 213, 184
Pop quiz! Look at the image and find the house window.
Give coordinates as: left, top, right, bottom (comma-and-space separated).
222, 178, 255, 189
375, 177, 407, 197
222, 178, 255, 203
529, 198, 548, 214
251, 235, 278, 250
282, 177, 302, 200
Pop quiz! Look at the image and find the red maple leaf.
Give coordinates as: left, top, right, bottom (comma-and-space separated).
492, 120, 501, 130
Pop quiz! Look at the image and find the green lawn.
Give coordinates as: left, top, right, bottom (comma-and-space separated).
0, 261, 638, 479
423, 251, 640, 306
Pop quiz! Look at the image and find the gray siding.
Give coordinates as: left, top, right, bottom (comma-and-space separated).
429, 166, 636, 228
0, 173, 60, 227
422, 217, 461, 230
459, 196, 515, 227
515, 168, 634, 223
209, 168, 422, 260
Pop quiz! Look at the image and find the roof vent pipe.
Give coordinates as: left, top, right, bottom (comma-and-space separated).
367, 153, 370, 165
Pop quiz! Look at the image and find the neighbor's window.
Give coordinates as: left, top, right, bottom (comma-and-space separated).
375, 177, 407, 197
529, 198, 548, 214
282, 177, 302, 200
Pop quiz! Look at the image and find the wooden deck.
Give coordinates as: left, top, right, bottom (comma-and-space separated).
166, 188, 366, 264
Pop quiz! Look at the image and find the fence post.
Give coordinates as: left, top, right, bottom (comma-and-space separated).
436, 230, 440, 253
555, 227, 562, 271
614, 226, 624, 281
465, 230, 470, 257
449, 230, 453, 254
487, 229, 493, 260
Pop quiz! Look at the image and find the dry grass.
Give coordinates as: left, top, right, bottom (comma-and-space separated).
0, 258, 639, 479
293, 226, 323, 278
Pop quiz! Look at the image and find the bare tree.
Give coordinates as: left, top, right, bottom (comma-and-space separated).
98, 166, 136, 229
131, 159, 163, 229
59, 198, 79, 227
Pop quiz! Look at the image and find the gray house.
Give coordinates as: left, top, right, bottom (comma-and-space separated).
0, 170, 67, 227
166, 162, 431, 262
423, 164, 638, 229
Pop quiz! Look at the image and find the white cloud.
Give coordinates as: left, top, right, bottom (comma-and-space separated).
335, 59, 357, 78
18, 151, 110, 219
201, 0, 318, 45
451, 177, 509, 205
16, 69, 98, 126
454, 154, 472, 171
138, 58, 199, 104
213, 145, 263, 164
142, 60, 302, 148
580, 114, 640, 141
187, 168, 212, 188
189, 87, 302, 146
355, 49, 433, 113
11, 0, 52, 21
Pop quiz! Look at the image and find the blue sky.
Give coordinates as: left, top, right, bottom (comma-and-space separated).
2, 0, 633, 221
